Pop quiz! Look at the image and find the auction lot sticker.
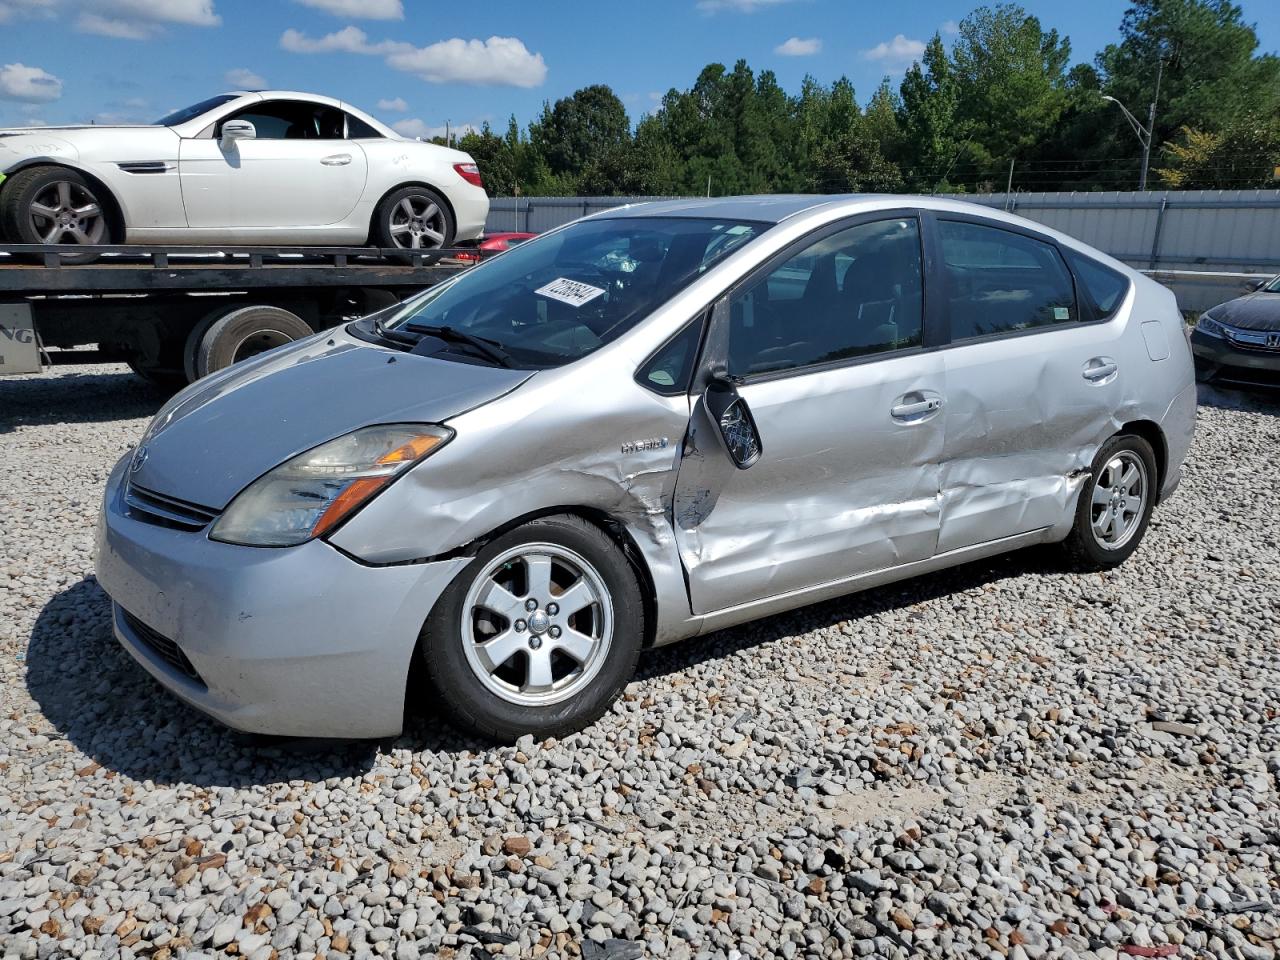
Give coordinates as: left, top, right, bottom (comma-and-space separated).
535, 277, 606, 308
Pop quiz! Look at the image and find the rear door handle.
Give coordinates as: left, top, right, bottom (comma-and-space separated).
1082, 357, 1118, 382
321, 154, 352, 166
890, 391, 944, 422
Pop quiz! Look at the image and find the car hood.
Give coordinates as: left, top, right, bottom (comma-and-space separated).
0, 126, 179, 167
130, 334, 532, 510
1210, 291, 1280, 332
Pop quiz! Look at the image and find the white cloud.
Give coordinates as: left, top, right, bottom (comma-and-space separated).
697, 0, 798, 11
941, 19, 959, 34
862, 33, 926, 69
0, 62, 62, 102
294, 0, 402, 18
280, 25, 392, 54
774, 36, 820, 56
392, 117, 477, 140
386, 37, 546, 87
377, 96, 408, 111
0, 0, 55, 23
282, 29, 547, 87
75, 0, 220, 39
225, 67, 266, 89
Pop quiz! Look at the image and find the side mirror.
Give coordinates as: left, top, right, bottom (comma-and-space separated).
1251, 278, 1267, 291
220, 119, 256, 148
703, 374, 761, 469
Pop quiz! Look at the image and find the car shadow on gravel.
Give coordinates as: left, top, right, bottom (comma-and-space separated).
0, 369, 166, 434
1195, 382, 1280, 414
635, 543, 1065, 684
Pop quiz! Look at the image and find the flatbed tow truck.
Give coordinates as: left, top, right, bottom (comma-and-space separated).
0, 243, 477, 387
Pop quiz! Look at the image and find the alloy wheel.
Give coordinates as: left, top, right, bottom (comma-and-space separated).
460, 543, 614, 706
28, 180, 106, 245
387, 194, 446, 250
1090, 450, 1148, 550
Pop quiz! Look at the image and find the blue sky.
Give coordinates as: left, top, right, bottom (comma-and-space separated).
1, 0, 1277, 137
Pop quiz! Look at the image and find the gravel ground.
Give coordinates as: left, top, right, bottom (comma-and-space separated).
0, 364, 1277, 960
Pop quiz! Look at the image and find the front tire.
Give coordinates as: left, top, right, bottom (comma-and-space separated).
372, 186, 455, 255
420, 515, 644, 741
0, 165, 116, 264
1061, 434, 1158, 570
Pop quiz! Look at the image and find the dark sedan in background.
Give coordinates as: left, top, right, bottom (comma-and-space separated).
1191, 275, 1280, 388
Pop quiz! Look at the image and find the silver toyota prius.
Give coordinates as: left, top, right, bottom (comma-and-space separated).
96, 195, 1197, 741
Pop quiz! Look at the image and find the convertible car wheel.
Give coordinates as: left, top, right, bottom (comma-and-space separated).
373, 185, 455, 253
0, 165, 115, 264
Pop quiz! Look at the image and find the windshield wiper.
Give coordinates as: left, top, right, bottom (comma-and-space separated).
401, 322, 514, 368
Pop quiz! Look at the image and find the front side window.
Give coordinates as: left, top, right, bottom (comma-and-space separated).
727, 217, 924, 378
366, 217, 763, 369
219, 101, 346, 140
939, 220, 1077, 340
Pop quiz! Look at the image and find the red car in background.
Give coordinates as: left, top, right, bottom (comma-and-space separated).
456, 232, 537, 262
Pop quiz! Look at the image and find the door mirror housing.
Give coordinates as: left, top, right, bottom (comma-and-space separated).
703, 374, 762, 469
220, 119, 256, 148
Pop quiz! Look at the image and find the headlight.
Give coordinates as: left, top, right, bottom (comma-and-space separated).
210, 424, 453, 547
1195, 313, 1226, 339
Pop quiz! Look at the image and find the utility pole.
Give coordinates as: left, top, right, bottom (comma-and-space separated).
1103, 53, 1163, 191
445, 119, 451, 148
1005, 158, 1015, 204
1139, 56, 1163, 191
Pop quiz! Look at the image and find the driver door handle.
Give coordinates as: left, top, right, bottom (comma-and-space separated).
321, 154, 352, 166
890, 390, 944, 422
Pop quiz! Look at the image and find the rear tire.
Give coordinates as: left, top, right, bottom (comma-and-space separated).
1061, 434, 1158, 570
0, 165, 117, 265
419, 514, 644, 741
372, 185, 455, 260
193, 305, 313, 378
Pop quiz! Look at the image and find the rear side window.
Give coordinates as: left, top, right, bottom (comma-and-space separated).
939, 220, 1077, 341
346, 114, 383, 139
1066, 251, 1129, 319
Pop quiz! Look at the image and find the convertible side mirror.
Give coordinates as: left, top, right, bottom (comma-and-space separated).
703, 374, 762, 469
220, 119, 256, 148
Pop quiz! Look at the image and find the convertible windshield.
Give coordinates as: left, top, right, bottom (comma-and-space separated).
371, 216, 765, 368
153, 95, 239, 127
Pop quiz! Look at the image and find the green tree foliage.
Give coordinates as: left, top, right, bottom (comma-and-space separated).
1156, 113, 1280, 187
456, 1, 1278, 198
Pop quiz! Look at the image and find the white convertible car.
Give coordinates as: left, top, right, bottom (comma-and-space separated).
0, 90, 489, 254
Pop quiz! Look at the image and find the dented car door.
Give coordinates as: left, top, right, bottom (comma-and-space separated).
673, 214, 946, 616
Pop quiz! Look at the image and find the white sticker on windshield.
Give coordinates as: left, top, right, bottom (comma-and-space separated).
1054, 306, 1070, 320
535, 277, 606, 308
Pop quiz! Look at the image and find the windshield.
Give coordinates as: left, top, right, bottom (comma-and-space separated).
153, 94, 239, 127
1266, 275, 1280, 293
372, 216, 765, 368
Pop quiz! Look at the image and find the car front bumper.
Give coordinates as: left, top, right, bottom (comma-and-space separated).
1190, 329, 1280, 388
95, 454, 468, 738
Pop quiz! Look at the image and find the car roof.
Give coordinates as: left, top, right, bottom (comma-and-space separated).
591, 194, 1023, 226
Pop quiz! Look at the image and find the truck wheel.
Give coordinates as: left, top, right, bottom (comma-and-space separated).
0, 165, 117, 265
194, 305, 313, 378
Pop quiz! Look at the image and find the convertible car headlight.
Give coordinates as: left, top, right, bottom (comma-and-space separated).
210, 424, 453, 547
1195, 313, 1226, 339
